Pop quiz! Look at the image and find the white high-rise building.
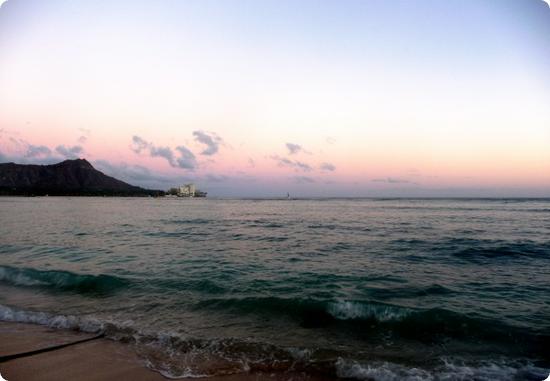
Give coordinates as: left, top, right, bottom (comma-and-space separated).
177, 183, 196, 197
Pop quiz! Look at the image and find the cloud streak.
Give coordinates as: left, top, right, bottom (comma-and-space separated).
55, 145, 83, 159
286, 143, 303, 155
270, 155, 312, 172
292, 175, 315, 184
150, 145, 177, 166
193, 130, 222, 156
320, 162, 336, 172
371, 177, 416, 184
0, 136, 83, 164
205, 174, 229, 182
24, 145, 52, 158
94, 160, 180, 188
77, 128, 90, 144
131, 136, 150, 154
175, 146, 197, 169
131, 135, 197, 170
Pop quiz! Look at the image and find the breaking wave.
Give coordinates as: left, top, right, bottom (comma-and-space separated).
335, 358, 549, 381
0, 265, 129, 294
1, 304, 547, 379
327, 300, 410, 321
0, 304, 104, 333
196, 297, 547, 348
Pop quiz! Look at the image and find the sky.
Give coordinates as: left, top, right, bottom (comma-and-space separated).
0, 0, 549, 197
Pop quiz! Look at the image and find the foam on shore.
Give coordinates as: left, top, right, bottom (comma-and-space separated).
1, 304, 548, 380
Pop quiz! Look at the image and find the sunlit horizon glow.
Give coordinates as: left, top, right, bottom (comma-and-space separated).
1, 0, 549, 197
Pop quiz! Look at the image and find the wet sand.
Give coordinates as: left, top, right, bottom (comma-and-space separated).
0, 322, 333, 381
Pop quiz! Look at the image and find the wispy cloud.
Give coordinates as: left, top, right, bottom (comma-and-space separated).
150, 145, 177, 166
286, 143, 303, 155
131, 135, 197, 170
94, 160, 182, 189
24, 145, 52, 158
175, 146, 197, 169
372, 177, 416, 184
55, 145, 83, 159
193, 130, 223, 156
1, 133, 89, 164
0, 137, 69, 164
270, 155, 312, 172
77, 128, 91, 144
320, 162, 336, 172
131, 136, 150, 154
205, 174, 229, 182
292, 176, 316, 184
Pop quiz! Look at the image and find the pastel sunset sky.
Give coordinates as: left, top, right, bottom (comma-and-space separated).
0, 0, 549, 196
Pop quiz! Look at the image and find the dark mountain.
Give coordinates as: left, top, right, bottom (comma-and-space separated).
0, 159, 164, 196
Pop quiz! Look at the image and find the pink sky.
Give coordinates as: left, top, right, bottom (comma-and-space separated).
1, 0, 549, 196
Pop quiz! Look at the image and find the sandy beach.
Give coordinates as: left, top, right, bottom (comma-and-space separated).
0, 322, 334, 381
0, 321, 167, 381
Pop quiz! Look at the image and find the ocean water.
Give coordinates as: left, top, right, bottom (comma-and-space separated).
0, 197, 549, 380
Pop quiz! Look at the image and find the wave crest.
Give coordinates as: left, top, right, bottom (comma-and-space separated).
0, 304, 103, 333
327, 301, 410, 322
335, 358, 548, 381
1, 304, 547, 380
0, 265, 128, 294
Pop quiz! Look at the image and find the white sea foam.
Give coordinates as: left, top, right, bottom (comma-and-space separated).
336, 358, 433, 381
2, 304, 547, 381
327, 300, 410, 321
0, 304, 103, 333
335, 357, 549, 381
0, 267, 44, 287
287, 347, 312, 362
438, 358, 548, 381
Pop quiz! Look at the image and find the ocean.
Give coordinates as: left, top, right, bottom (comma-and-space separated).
0, 197, 549, 380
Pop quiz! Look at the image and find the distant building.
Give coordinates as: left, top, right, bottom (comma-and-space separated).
166, 183, 207, 197
178, 183, 196, 197
173, 183, 207, 197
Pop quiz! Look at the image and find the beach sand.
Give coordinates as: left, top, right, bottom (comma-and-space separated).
0, 322, 333, 381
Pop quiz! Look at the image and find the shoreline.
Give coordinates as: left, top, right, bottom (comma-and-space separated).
0, 321, 334, 381
0, 321, 167, 381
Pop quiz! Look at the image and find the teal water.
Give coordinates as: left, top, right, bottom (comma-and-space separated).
0, 197, 549, 380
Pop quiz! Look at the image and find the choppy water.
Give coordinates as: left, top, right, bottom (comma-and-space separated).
1, 197, 549, 380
